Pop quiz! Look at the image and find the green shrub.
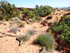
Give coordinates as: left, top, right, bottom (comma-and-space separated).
60, 16, 70, 43
21, 5, 54, 21
50, 16, 70, 43
16, 33, 34, 46
51, 22, 63, 33
17, 35, 30, 42
22, 8, 35, 20
34, 33, 55, 51
0, 1, 21, 20
31, 16, 40, 22
34, 5, 54, 17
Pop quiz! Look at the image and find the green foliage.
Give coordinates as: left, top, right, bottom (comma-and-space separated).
0, 9, 3, 19
50, 16, 70, 43
22, 5, 54, 21
22, 8, 35, 20
17, 35, 30, 42
0, 1, 54, 21
34, 5, 54, 17
0, 1, 21, 20
34, 33, 55, 51
35, 5, 39, 9
51, 22, 63, 33
56, 45, 63, 51
27, 29, 36, 35
22, 8, 30, 16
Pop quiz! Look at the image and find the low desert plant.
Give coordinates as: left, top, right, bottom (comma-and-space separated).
12, 17, 25, 27
18, 21, 25, 27
10, 27, 20, 34
17, 35, 30, 42
50, 22, 63, 33
16, 35, 31, 46
34, 33, 55, 51
27, 29, 36, 35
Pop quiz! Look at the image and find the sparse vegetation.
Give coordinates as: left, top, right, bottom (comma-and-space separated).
16, 35, 31, 46
11, 17, 25, 27
0, 0, 70, 53
10, 27, 20, 34
17, 35, 30, 42
27, 29, 36, 35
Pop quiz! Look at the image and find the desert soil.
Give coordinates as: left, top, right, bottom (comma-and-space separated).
0, 9, 69, 53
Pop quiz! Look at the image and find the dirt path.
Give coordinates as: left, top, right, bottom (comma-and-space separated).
0, 36, 18, 53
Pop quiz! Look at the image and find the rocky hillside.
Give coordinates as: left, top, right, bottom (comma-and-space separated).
0, 9, 70, 53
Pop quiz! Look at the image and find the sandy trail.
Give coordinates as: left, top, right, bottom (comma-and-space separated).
0, 21, 49, 53
0, 36, 18, 53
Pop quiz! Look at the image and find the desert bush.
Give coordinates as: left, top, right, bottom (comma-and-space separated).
34, 32, 55, 51
34, 5, 54, 17
10, 26, 20, 34
35, 5, 39, 9
60, 16, 70, 43
0, 1, 21, 20
27, 29, 36, 35
50, 16, 70, 43
22, 8, 30, 15
21, 5, 54, 21
31, 15, 40, 22
16, 35, 31, 46
50, 22, 63, 33
17, 35, 30, 42
22, 8, 35, 20
11, 17, 25, 27
0, 9, 3, 20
